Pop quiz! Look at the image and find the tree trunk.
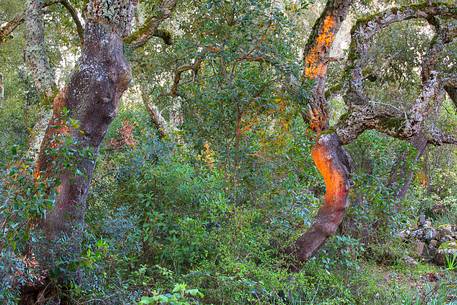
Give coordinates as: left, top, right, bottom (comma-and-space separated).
27, 110, 52, 160
36, 19, 131, 242
290, 0, 352, 264
289, 133, 351, 263
141, 90, 173, 139
23, 1, 135, 301
25, 0, 56, 100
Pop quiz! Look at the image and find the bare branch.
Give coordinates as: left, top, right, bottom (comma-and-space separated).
345, 3, 457, 106
60, 0, 84, 44
141, 91, 174, 138
338, 2, 457, 145
124, 0, 177, 48
0, 0, 83, 45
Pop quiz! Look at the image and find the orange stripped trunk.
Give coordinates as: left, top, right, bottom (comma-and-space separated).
289, 133, 351, 265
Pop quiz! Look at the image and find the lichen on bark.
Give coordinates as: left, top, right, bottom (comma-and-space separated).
86, 0, 137, 37
24, 0, 56, 98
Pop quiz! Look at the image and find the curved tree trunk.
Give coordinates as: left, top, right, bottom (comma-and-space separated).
290, 0, 352, 265
22, 2, 136, 302
35, 22, 131, 263
291, 133, 351, 262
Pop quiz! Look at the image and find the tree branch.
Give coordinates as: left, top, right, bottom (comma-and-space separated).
170, 59, 204, 97
0, 0, 83, 45
160, 46, 222, 97
60, 0, 84, 44
141, 91, 174, 138
0, 13, 25, 44
153, 28, 173, 45
338, 2, 457, 145
165, 46, 294, 99
345, 2, 457, 106
424, 125, 457, 145
124, 0, 177, 48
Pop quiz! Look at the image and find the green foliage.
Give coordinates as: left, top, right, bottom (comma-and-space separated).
0, 152, 54, 301
1, 0, 457, 304
139, 283, 204, 305
445, 253, 457, 271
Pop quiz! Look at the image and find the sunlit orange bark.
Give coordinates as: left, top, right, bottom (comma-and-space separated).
302, 0, 351, 133
312, 136, 348, 206
304, 15, 337, 133
289, 133, 350, 264
304, 16, 336, 80
289, 0, 353, 266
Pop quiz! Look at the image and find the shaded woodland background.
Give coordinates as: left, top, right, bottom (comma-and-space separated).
1, 0, 457, 304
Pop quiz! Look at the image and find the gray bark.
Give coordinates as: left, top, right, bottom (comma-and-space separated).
25, 0, 56, 99
141, 90, 174, 139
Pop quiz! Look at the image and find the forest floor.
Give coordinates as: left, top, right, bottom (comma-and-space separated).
359, 261, 457, 303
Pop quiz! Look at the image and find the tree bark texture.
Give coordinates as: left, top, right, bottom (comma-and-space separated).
25, 0, 56, 99
303, 0, 352, 132
27, 0, 135, 296
291, 133, 351, 263
142, 90, 173, 138
290, 0, 353, 264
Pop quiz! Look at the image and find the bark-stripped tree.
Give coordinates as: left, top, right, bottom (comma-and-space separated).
287, 0, 353, 265
289, 2, 457, 265
17, 0, 177, 302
